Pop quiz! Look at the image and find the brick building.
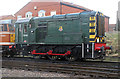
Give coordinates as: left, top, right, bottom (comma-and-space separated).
109, 24, 116, 32
104, 16, 109, 32
14, 0, 109, 32
14, 0, 90, 19
0, 15, 15, 20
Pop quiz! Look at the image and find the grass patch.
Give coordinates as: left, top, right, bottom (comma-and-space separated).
105, 32, 119, 55
104, 31, 120, 62
104, 56, 119, 62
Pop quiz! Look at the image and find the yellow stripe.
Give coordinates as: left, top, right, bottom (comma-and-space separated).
89, 35, 96, 38
89, 22, 95, 27
90, 17, 96, 20
102, 37, 104, 40
96, 37, 99, 41
89, 29, 95, 32
89, 16, 96, 43
89, 41, 95, 42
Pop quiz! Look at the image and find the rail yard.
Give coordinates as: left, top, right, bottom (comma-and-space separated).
0, 1, 120, 78
1, 11, 120, 78
2, 57, 119, 78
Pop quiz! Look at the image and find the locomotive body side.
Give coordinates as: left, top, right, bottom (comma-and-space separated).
28, 11, 92, 44
15, 11, 111, 61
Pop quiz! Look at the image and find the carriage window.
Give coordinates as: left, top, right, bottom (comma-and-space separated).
1, 25, 3, 31
9, 24, 14, 32
4, 24, 7, 31
0, 25, 3, 31
24, 24, 27, 33
12, 25, 14, 31
19, 24, 22, 32
9, 24, 12, 32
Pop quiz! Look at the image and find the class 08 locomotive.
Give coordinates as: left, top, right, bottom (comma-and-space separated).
14, 11, 111, 61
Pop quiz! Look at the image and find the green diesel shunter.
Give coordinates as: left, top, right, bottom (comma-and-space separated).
15, 11, 111, 61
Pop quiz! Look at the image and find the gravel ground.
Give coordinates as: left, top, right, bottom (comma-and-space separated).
2, 68, 71, 77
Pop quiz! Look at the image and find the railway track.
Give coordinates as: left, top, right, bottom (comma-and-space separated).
2, 57, 120, 78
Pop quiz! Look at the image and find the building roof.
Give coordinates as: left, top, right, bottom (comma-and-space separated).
0, 15, 15, 20
0, 19, 12, 24
61, 2, 91, 11
109, 24, 116, 28
15, 0, 91, 15
15, 18, 30, 23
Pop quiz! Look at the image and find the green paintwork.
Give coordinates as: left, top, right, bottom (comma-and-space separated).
15, 19, 30, 44
15, 11, 97, 45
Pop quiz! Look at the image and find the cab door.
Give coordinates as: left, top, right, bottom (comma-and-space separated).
23, 24, 28, 43
18, 24, 23, 43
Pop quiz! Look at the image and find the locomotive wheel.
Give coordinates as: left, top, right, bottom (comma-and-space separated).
65, 55, 78, 61
39, 55, 48, 59
9, 50, 14, 58
65, 49, 79, 61
100, 46, 105, 61
48, 55, 58, 60
5, 49, 15, 58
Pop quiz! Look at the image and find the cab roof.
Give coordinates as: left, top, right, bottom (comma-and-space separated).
15, 18, 30, 23
33, 11, 97, 20
0, 19, 12, 24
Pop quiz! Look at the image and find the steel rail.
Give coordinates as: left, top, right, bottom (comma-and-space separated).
2, 58, 119, 78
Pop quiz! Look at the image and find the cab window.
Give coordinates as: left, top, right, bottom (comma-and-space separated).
29, 24, 31, 28
24, 24, 27, 33
19, 24, 22, 32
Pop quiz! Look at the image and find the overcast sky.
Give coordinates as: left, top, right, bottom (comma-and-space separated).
0, 0, 119, 24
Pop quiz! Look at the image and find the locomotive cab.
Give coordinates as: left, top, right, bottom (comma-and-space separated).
15, 18, 30, 44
